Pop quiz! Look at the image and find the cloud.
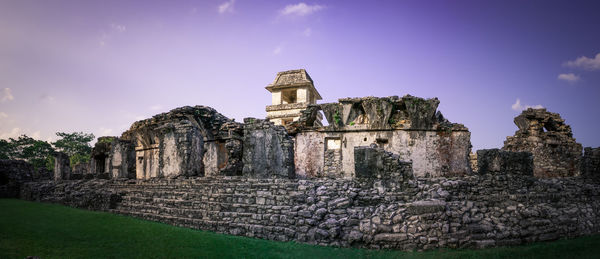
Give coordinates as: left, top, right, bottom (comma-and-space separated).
111, 23, 126, 33
149, 105, 163, 111
511, 98, 543, 111
273, 46, 283, 55
40, 94, 56, 103
0, 127, 22, 140
100, 23, 126, 46
557, 73, 580, 83
218, 0, 235, 14
1, 88, 14, 102
564, 53, 600, 71
0, 112, 7, 119
31, 131, 41, 139
303, 27, 312, 37
98, 127, 113, 136
280, 3, 325, 16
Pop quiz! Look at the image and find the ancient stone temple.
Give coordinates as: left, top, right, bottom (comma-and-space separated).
503, 108, 583, 178
13, 68, 600, 252
119, 106, 244, 179
265, 69, 323, 126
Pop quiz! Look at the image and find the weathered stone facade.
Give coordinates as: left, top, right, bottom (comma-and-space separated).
503, 108, 583, 178
91, 137, 136, 179
242, 118, 295, 178
119, 106, 243, 179
293, 95, 472, 178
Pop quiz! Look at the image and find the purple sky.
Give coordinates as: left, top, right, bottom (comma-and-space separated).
1, 0, 599, 150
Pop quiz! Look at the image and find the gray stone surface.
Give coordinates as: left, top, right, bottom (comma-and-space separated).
53, 152, 71, 181
503, 108, 583, 178
354, 145, 413, 181
19, 174, 600, 250
476, 149, 533, 175
242, 118, 295, 178
582, 147, 600, 179
120, 106, 242, 179
0, 160, 34, 198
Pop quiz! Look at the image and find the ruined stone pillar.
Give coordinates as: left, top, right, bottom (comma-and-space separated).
53, 152, 71, 181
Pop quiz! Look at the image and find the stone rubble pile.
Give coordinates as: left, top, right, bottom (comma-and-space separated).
503, 108, 583, 178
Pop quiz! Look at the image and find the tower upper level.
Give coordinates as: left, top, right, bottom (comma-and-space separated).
265, 69, 323, 126
266, 69, 322, 105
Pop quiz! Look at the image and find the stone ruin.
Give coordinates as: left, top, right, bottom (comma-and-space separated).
503, 108, 583, 178
4, 69, 600, 251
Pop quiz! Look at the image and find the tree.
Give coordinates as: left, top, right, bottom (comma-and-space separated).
0, 139, 12, 159
0, 135, 55, 170
52, 132, 95, 166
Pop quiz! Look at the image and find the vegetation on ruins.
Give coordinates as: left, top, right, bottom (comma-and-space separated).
333, 110, 341, 125
52, 132, 95, 167
1, 199, 599, 259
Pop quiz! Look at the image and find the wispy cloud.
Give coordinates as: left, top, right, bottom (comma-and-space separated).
511, 98, 543, 111
100, 23, 126, 46
111, 23, 126, 33
40, 94, 56, 103
564, 53, 600, 71
557, 73, 580, 83
98, 127, 113, 136
218, 0, 235, 14
0, 112, 7, 119
149, 105, 163, 111
1, 88, 14, 102
273, 46, 283, 55
303, 27, 312, 37
280, 3, 325, 16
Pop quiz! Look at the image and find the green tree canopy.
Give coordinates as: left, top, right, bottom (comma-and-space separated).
0, 135, 55, 170
52, 132, 95, 166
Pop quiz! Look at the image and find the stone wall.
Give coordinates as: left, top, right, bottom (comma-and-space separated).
354, 145, 413, 181
295, 130, 471, 178
242, 118, 295, 178
582, 147, 600, 179
0, 160, 34, 198
53, 152, 71, 181
120, 106, 241, 180
20, 173, 600, 250
503, 108, 583, 178
476, 149, 533, 175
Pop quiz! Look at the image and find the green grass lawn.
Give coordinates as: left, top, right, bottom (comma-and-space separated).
1, 199, 599, 259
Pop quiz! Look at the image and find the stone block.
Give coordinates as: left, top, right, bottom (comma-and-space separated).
477, 149, 533, 176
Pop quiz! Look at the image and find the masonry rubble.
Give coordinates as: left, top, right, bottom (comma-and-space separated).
503, 108, 583, 178
5, 69, 600, 251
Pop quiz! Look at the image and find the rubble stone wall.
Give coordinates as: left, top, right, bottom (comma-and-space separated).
0, 160, 34, 198
20, 173, 600, 250
503, 108, 583, 178
582, 147, 600, 179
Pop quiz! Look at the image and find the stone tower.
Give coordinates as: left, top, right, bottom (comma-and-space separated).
265, 69, 323, 126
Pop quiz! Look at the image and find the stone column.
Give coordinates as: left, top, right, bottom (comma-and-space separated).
53, 152, 71, 181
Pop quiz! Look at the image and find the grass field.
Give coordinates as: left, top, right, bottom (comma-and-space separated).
1, 199, 599, 258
